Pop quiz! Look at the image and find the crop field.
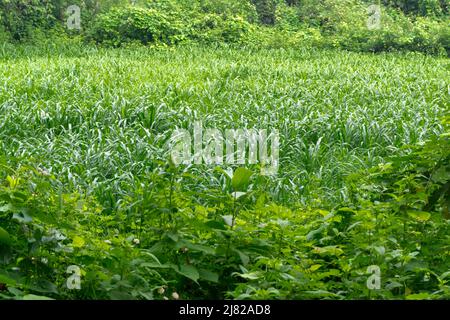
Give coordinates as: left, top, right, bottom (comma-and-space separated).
0, 43, 448, 300
0, 45, 447, 204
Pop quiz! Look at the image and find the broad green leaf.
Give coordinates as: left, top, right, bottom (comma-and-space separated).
29, 279, 58, 294
373, 246, 385, 256
0, 227, 11, 246
199, 269, 219, 283
140, 263, 172, 269
386, 281, 403, 290
407, 211, 431, 222
233, 248, 249, 265
23, 294, 54, 300
182, 242, 215, 255
313, 246, 344, 256
310, 264, 322, 272
406, 293, 433, 300
0, 273, 16, 286
304, 290, 338, 298
204, 220, 226, 230
0, 204, 13, 212
175, 265, 199, 282
231, 167, 253, 191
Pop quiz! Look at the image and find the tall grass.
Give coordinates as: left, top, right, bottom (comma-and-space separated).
0, 44, 447, 208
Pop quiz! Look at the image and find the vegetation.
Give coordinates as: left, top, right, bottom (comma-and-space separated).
0, 0, 448, 300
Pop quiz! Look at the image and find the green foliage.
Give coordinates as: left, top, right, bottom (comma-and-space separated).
191, 14, 254, 43
89, 6, 186, 46
252, 0, 277, 25
0, 43, 448, 299
294, 0, 449, 54
0, 0, 448, 54
381, 0, 448, 16
144, 0, 258, 22
88, 5, 254, 46
0, 0, 57, 41
0, 0, 448, 302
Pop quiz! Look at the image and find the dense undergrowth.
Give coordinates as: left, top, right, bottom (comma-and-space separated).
0, 111, 448, 300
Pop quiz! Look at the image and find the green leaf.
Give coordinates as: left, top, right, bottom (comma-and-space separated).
109, 290, 133, 300
373, 246, 385, 256
22, 294, 54, 300
304, 290, 339, 298
313, 246, 344, 256
309, 264, 322, 272
175, 265, 199, 282
204, 220, 226, 230
0, 273, 16, 286
29, 279, 58, 294
407, 211, 431, 222
140, 263, 172, 269
233, 248, 249, 265
231, 167, 253, 191
406, 293, 433, 300
386, 281, 403, 290
182, 242, 215, 255
0, 227, 11, 246
199, 269, 219, 283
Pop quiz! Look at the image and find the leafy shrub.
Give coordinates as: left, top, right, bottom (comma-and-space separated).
196, 0, 258, 22
144, 0, 258, 22
381, 0, 448, 16
252, 0, 277, 24
89, 7, 186, 46
0, 0, 57, 41
275, 1, 303, 29
244, 25, 323, 49
292, 0, 449, 54
191, 14, 254, 43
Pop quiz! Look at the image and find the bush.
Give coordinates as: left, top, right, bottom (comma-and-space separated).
191, 14, 254, 43
196, 0, 258, 22
292, 0, 449, 54
381, 0, 448, 16
252, 0, 277, 25
89, 7, 186, 46
0, 0, 57, 41
245, 25, 322, 48
144, 0, 258, 22
275, 1, 303, 29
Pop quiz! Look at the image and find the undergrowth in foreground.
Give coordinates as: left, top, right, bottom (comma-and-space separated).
0, 44, 448, 299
